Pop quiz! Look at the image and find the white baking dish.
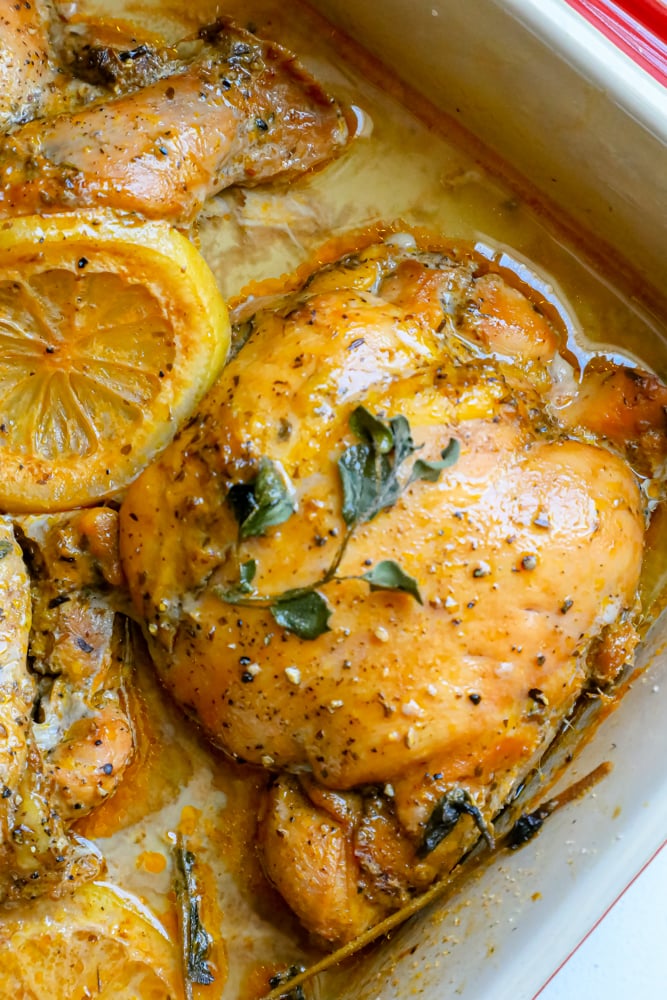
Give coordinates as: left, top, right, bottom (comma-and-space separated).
313, 0, 667, 297
8, 3, 660, 996
292, 2, 667, 997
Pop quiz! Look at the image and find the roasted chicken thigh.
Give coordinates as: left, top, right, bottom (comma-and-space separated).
0, 509, 132, 903
0, 0, 57, 131
121, 236, 665, 942
0, 13, 349, 222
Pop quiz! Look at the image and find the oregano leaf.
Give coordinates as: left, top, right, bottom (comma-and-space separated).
271, 590, 332, 639
238, 559, 257, 591
440, 437, 460, 465
349, 405, 394, 453
215, 560, 258, 603
388, 414, 417, 466
238, 458, 296, 539
418, 788, 494, 858
410, 438, 461, 484
338, 443, 378, 525
361, 559, 423, 604
227, 481, 257, 526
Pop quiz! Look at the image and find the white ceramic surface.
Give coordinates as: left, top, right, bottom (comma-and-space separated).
313, 0, 667, 294
539, 843, 667, 999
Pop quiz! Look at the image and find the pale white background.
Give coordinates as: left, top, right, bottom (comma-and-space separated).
538, 844, 667, 999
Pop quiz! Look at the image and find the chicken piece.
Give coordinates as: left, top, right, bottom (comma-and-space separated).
259, 771, 488, 944
0, 0, 58, 131
0, 515, 103, 904
0, 1, 127, 130
0, 508, 137, 904
556, 358, 667, 478
259, 776, 386, 945
17, 508, 135, 822
120, 237, 659, 942
0, 18, 349, 223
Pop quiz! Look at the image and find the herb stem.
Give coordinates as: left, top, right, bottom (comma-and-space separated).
217, 592, 276, 609
219, 525, 355, 609
319, 525, 355, 584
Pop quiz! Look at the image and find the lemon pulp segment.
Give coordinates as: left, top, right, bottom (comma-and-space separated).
0, 213, 230, 512
0, 881, 181, 999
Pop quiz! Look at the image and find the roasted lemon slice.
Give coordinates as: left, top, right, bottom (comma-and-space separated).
0, 212, 229, 512
0, 882, 181, 999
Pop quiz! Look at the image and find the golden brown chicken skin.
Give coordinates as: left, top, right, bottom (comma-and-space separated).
0, 18, 349, 223
18, 509, 135, 823
0, 0, 57, 131
0, 516, 104, 903
0, 509, 135, 904
0, 1, 128, 130
120, 236, 662, 943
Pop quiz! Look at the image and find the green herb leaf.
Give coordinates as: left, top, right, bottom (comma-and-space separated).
349, 405, 394, 453
271, 590, 332, 639
237, 559, 257, 592
338, 442, 381, 525
338, 439, 401, 528
361, 559, 423, 604
418, 791, 464, 858
231, 458, 296, 539
241, 457, 296, 539
172, 842, 215, 994
339, 408, 428, 528
409, 438, 461, 483
388, 414, 417, 466
214, 560, 258, 603
0, 540, 13, 560
227, 481, 258, 526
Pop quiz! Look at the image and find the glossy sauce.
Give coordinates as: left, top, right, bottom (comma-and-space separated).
8, 1, 667, 998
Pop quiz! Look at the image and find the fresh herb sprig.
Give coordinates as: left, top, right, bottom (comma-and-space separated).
172, 839, 216, 998
216, 405, 460, 639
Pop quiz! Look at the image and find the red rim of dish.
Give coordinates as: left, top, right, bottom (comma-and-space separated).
563, 0, 667, 85
532, 840, 667, 998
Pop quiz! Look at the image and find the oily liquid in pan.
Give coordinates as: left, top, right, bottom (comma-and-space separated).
5, 1, 667, 998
